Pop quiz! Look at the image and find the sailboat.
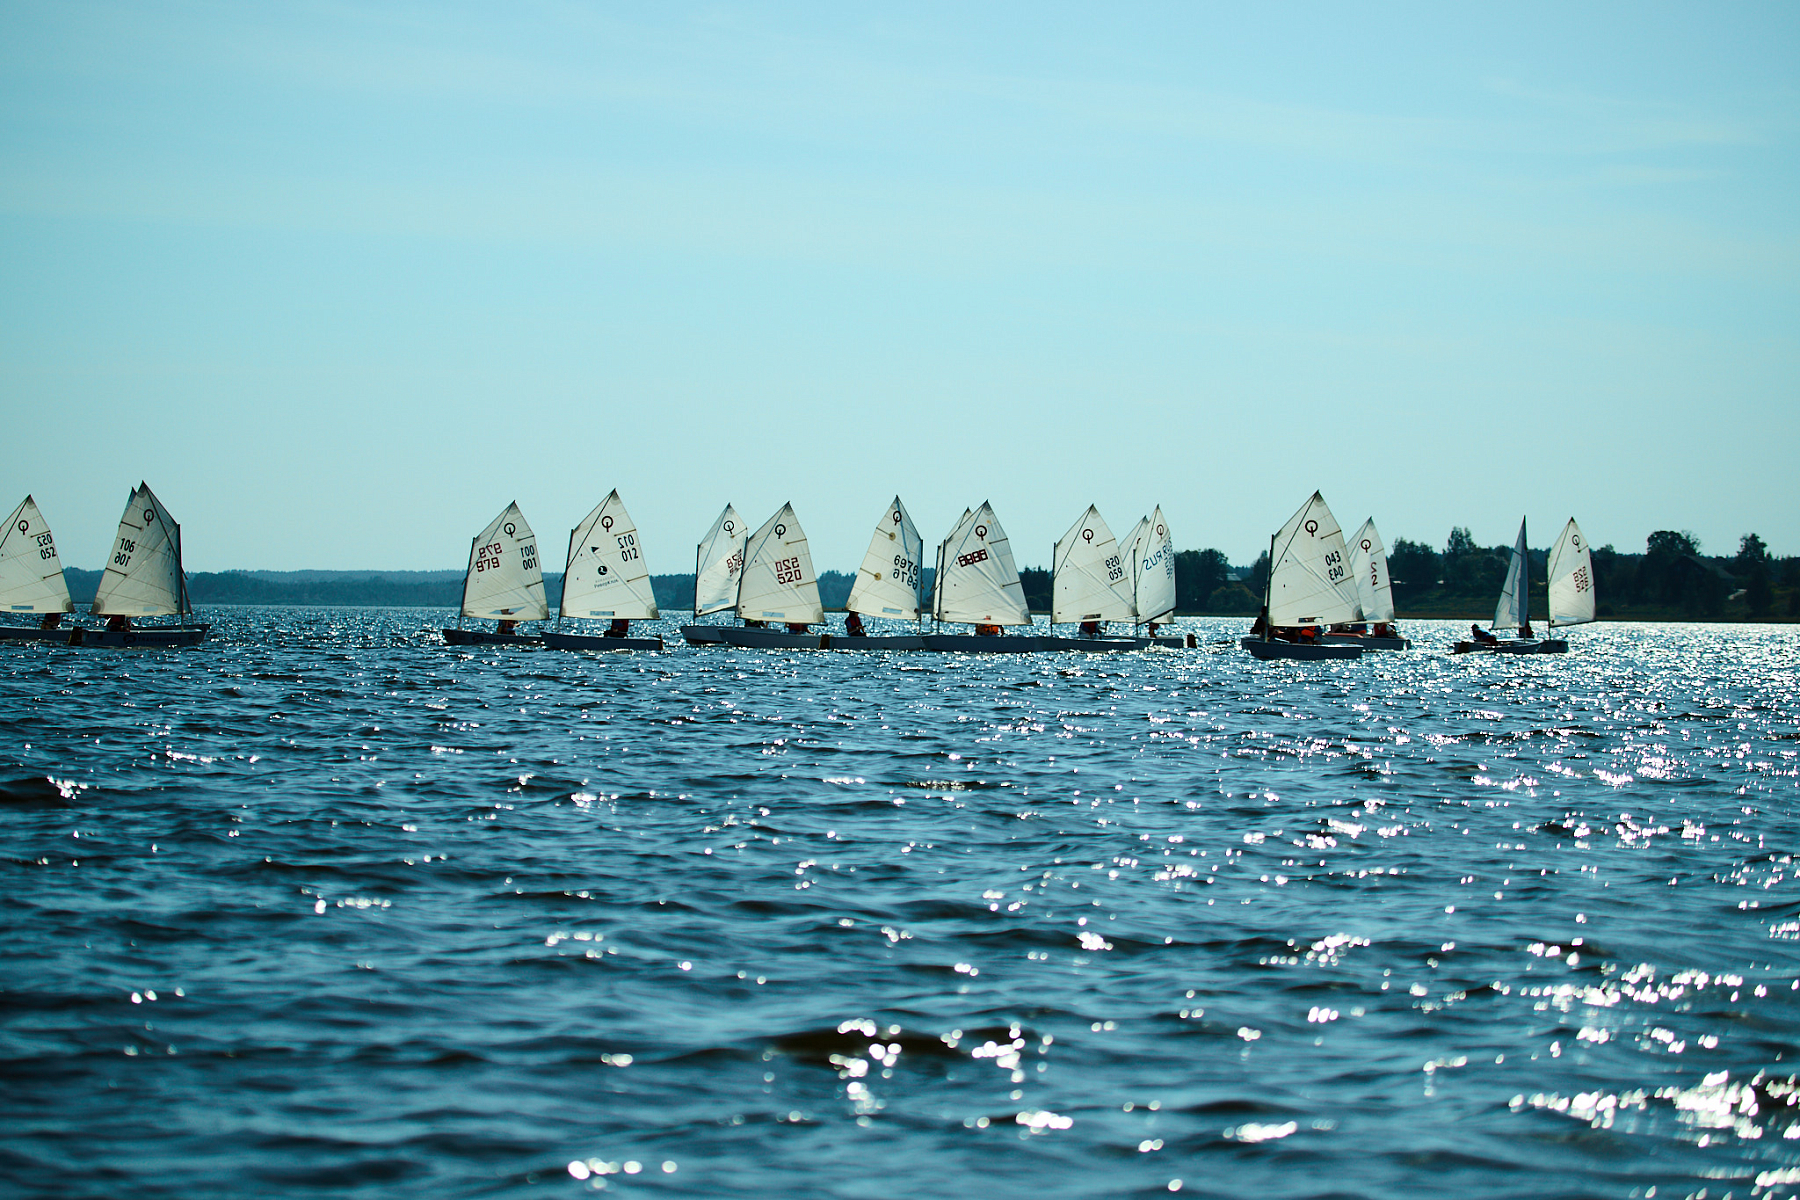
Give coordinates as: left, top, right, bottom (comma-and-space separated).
442, 501, 546, 646
718, 503, 826, 649
831, 496, 926, 649
1546, 518, 1596, 637
0, 496, 76, 644
1241, 491, 1364, 660
681, 505, 745, 645
1454, 517, 1588, 654
1044, 505, 1138, 651
78, 483, 209, 647
921, 502, 1043, 652
542, 490, 663, 652
1319, 518, 1410, 650
1119, 507, 1188, 647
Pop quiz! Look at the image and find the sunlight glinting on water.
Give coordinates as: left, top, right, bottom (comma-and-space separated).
2, 612, 1797, 1197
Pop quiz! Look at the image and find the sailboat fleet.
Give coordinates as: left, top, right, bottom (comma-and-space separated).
0, 484, 207, 647
1451, 516, 1595, 654
0, 484, 1599, 658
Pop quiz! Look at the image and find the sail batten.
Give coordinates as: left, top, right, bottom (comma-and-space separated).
735, 503, 823, 624
1494, 519, 1529, 631
0, 496, 73, 614
932, 501, 1030, 626
561, 490, 658, 620
694, 505, 746, 617
92, 483, 190, 617
1346, 518, 1396, 624
1548, 518, 1595, 628
459, 501, 548, 621
846, 497, 924, 619
1052, 505, 1135, 623
1266, 492, 1360, 627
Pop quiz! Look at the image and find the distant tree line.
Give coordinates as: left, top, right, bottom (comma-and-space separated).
1387, 529, 1794, 620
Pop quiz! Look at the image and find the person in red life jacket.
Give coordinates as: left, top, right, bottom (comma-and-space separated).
844, 611, 867, 637
1079, 620, 1101, 637
606, 618, 630, 638
1297, 624, 1319, 643
1147, 620, 1163, 638
975, 623, 1001, 637
786, 623, 809, 635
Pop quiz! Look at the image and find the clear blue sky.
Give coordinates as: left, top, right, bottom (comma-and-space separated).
3, 2, 1795, 573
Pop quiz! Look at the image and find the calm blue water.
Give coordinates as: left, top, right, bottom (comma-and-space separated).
3, 610, 1798, 1199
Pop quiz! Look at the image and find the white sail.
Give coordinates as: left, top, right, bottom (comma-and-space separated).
846, 496, 924, 619
932, 501, 1031, 626
1494, 518, 1528, 632
459, 501, 548, 621
1052, 505, 1135, 623
0, 496, 72, 614
694, 504, 746, 617
1266, 491, 1360, 628
92, 483, 189, 617
1547, 518, 1595, 628
1345, 518, 1396, 624
561, 490, 659, 620
1128, 506, 1176, 624
735, 503, 823, 624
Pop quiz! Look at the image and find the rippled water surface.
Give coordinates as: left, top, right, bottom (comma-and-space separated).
4, 610, 1799, 1198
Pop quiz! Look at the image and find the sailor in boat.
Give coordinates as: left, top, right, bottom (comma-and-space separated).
40, 612, 62, 631
1249, 607, 1269, 637
1371, 621, 1395, 638
496, 620, 518, 636
844, 611, 867, 637
785, 622, 810, 635
975, 623, 1002, 637
1469, 623, 1498, 645
107, 615, 132, 632
606, 619, 631, 638
744, 619, 767, 629
1147, 620, 1163, 638
1518, 620, 1535, 640
1079, 620, 1102, 638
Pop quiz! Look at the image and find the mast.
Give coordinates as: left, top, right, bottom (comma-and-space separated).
1263, 533, 1275, 642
